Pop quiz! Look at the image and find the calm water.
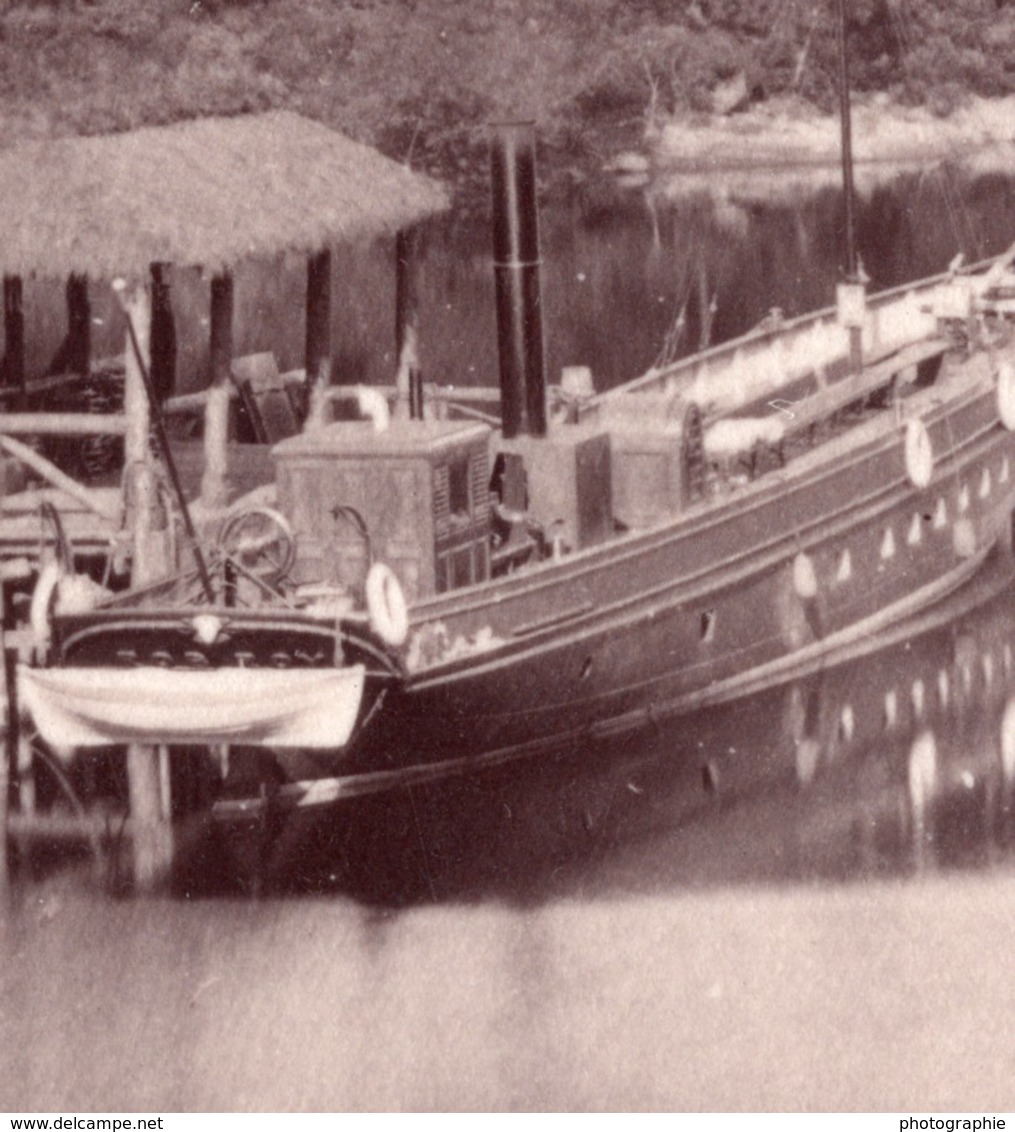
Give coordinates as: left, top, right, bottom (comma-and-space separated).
4, 158, 1015, 1112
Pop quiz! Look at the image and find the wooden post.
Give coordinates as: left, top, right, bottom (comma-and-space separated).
127, 742, 173, 892
2, 275, 26, 408
66, 273, 90, 377
200, 271, 233, 510
118, 280, 163, 591
150, 263, 177, 403
128, 460, 159, 587
121, 280, 151, 468
43, 274, 91, 378
394, 228, 421, 419
305, 249, 332, 421
118, 276, 181, 890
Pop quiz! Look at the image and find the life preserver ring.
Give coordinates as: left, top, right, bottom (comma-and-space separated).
903, 418, 933, 488
29, 560, 63, 658
365, 562, 409, 648
996, 360, 1015, 431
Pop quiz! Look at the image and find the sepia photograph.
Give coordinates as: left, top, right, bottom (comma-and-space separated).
1, 0, 1013, 1115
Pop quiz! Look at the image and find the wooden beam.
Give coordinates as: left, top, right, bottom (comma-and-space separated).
0, 435, 121, 520
0, 412, 128, 436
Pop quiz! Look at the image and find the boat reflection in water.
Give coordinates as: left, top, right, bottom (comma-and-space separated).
215, 553, 1015, 903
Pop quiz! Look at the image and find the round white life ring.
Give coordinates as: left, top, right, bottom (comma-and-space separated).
903, 418, 934, 488
29, 560, 63, 658
365, 562, 409, 648
996, 359, 1015, 431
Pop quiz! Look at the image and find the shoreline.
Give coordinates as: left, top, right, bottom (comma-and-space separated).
643, 93, 1015, 175
595, 93, 1015, 204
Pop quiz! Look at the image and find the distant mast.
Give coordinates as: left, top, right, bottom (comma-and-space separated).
834, 0, 865, 371
835, 0, 858, 279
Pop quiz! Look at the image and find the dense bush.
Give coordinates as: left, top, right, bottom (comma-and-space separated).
0, 0, 1009, 178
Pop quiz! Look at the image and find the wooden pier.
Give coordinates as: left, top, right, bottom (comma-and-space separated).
0, 112, 448, 890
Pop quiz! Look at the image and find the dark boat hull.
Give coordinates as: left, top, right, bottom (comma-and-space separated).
322, 367, 1015, 793
31, 297, 1015, 811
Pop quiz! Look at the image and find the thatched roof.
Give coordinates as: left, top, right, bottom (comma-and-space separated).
0, 111, 449, 278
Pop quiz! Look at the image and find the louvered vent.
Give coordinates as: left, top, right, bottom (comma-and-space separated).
471, 449, 490, 523
433, 464, 450, 526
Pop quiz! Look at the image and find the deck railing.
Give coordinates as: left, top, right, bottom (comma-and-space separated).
580, 256, 1006, 423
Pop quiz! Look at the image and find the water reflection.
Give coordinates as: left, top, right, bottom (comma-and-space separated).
6, 566, 1015, 1112
13, 161, 1014, 405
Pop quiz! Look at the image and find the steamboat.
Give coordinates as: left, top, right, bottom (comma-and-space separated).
5, 19, 1015, 831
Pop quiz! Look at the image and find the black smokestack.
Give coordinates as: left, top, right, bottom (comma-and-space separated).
490, 122, 547, 439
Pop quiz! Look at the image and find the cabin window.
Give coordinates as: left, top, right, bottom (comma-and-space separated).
448, 456, 471, 519
451, 546, 474, 589
434, 455, 475, 527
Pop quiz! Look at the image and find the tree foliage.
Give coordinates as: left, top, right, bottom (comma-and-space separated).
0, 0, 1010, 176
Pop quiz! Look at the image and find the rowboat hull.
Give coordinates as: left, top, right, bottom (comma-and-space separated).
18, 663, 366, 751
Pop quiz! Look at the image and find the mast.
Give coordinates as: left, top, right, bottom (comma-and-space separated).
834, 0, 864, 371
835, 0, 858, 280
